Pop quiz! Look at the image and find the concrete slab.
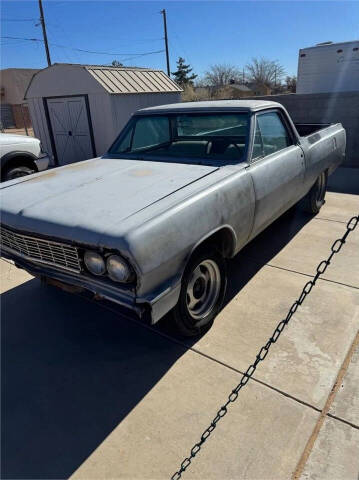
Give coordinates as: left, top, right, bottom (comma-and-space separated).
317, 192, 359, 224
71, 343, 319, 480
328, 341, 359, 427
1, 272, 318, 480
181, 264, 359, 410
300, 417, 359, 480
241, 212, 359, 288
0, 259, 32, 293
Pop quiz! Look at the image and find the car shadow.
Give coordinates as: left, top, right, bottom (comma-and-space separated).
1, 280, 192, 479
224, 208, 314, 306
1, 208, 313, 479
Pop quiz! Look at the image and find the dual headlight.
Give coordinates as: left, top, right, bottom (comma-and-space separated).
84, 250, 133, 283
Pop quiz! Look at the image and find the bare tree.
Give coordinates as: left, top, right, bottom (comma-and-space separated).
246, 57, 285, 88
204, 64, 241, 87
285, 75, 297, 93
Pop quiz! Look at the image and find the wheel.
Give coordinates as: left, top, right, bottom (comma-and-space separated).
3, 165, 35, 182
171, 248, 227, 337
300, 171, 327, 214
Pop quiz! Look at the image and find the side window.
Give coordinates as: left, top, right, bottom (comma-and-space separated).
256, 112, 292, 157
132, 116, 170, 150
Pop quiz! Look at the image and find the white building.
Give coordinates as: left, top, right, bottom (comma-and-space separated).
25, 63, 182, 166
297, 40, 359, 94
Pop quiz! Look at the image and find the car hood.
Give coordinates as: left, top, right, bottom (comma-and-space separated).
0, 157, 219, 246
0, 133, 40, 145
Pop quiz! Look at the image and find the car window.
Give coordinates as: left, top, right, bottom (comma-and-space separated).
110, 113, 249, 165
132, 116, 170, 151
176, 114, 248, 137
254, 111, 292, 158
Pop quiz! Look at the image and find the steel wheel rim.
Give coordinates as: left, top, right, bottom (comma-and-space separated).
186, 259, 221, 325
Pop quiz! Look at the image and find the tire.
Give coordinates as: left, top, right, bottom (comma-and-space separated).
171, 248, 227, 337
300, 171, 327, 214
2, 165, 35, 182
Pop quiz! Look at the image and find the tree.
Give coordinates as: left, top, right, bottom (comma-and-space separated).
112, 60, 123, 67
171, 57, 197, 86
285, 75, 297, 93
246, 57, 285, 88
204, 63, 241, 87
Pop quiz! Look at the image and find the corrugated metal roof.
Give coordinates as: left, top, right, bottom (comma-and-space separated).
86, 66, 183, 94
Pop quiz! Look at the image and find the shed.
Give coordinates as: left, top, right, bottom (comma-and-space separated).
25, 63, 182, 166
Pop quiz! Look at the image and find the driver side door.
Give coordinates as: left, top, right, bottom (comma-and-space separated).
248, 110, 305, 239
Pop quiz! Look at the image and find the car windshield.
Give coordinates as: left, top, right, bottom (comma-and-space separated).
109, 112, 249, 164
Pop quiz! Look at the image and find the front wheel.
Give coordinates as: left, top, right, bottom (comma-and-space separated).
299, 171, 327, 214
171, 248, 227, 337
3, 165, 35, 182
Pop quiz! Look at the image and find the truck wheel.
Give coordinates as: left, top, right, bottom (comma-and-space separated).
3, 166, 35, 182
171, 248, 227, 337
300, 171, 327, 214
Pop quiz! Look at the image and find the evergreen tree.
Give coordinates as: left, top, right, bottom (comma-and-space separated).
172, 57, 197, 86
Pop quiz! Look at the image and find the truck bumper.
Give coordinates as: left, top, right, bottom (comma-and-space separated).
34, 154, 50, 172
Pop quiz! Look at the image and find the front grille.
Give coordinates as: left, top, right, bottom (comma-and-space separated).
0, 226, 81, 273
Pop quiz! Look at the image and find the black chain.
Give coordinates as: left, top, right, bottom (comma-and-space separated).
171, 214, 359, 480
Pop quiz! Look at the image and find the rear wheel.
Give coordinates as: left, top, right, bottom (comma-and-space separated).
3, 165, 35, 182
171, 248, 227, 337
300, 171, 327, 214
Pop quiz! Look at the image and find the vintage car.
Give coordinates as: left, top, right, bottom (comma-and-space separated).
0, 100, 346, 336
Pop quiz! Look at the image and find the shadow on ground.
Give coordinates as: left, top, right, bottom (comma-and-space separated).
1, 208, 313, 479
1, 282, 191, 479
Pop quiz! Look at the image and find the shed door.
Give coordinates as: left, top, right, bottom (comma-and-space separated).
46, 96, 95, 165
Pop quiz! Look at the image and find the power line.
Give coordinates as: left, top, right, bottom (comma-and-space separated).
1, 18, 38, 22
1, 36, 165, 58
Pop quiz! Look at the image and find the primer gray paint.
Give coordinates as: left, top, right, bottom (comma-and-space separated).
0, 101, 346, 324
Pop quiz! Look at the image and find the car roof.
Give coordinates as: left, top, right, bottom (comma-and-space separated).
136, 99, 282, 114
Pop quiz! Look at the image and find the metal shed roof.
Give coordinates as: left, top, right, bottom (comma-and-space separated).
85, 66, 182, 94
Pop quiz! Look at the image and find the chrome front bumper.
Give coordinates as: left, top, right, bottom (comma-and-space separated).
1, 246, 180, 324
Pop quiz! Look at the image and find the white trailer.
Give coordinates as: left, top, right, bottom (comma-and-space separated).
297, 40, 359, 94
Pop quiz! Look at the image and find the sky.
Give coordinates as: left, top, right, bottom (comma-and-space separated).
1, 0, 359, 80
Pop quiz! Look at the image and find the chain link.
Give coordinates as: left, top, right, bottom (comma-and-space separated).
171, 214, 358, 480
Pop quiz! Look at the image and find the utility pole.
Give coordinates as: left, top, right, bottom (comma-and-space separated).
38, 0, 51, 66
161, 9, 170, 77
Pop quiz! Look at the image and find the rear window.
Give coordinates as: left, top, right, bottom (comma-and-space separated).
109, 112, 249, 164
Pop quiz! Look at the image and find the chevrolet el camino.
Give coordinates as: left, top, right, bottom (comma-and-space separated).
0, 100, 346, 336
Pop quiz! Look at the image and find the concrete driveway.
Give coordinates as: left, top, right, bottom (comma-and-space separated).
1, 192, 358, 480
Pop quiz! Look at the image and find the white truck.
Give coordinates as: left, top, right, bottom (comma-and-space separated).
0, 133, 50, 182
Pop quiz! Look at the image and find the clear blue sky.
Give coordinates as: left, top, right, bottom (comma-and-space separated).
1, 1, 358, 79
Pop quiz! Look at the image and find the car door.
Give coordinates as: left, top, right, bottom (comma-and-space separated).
248, 109, 305, 239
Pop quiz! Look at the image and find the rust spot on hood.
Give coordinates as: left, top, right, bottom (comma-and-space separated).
128, 168, 155, 177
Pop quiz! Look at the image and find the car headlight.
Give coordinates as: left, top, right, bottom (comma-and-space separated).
106, 255, 132, 283
84, 250, 106, 276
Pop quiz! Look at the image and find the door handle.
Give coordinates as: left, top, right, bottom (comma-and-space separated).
68, 131, 72, 136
